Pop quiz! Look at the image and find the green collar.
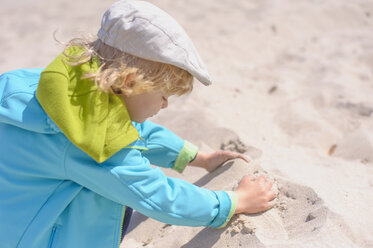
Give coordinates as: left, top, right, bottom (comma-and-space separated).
36, 47, 139, 163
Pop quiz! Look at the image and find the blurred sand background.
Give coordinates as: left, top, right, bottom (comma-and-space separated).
1, 0, 373, 247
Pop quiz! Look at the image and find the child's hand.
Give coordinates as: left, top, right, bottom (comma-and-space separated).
234, 174, 277, 214
189, 151, 249, 172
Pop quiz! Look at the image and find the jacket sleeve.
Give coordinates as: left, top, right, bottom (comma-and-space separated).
64, 141, 234, 228
135, 120, 198, 173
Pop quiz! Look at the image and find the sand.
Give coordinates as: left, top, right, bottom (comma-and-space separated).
1, 0, 373, 247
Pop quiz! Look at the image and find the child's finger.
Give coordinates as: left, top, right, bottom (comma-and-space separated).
226, 151, 250, 163
257, 175, 266, 185
235, 153, 250, 163
267, 190, 277, 201
237, 153, 250, 163
264, 180, 274, 191
265, 200, 276, 210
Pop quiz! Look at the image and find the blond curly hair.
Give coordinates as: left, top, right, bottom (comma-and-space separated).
61, 37, 194, 96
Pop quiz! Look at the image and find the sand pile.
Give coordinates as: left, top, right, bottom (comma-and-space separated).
123, 122, 357, 248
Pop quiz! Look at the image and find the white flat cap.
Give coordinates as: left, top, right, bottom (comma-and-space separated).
97, 0, 212, 85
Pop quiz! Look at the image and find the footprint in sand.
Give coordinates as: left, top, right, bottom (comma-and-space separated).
275, 179, 328, 239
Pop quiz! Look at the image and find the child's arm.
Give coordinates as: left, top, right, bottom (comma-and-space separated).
113, 121, 273, 223
64, 142, 234, 228
135, 121, 249, 173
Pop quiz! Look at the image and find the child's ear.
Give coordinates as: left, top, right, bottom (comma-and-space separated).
121, 74, 136, 96
123, 73, 136, 88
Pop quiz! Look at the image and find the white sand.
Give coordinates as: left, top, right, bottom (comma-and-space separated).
1, 0, 373, 247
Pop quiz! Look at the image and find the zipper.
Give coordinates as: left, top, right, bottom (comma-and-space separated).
118, 206, 126, 247
48, 225, 59, 248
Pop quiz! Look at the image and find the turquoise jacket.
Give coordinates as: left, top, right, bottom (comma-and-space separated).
0, 68, 235, 248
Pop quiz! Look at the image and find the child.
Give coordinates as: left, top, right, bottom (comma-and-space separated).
0, 0, 276, 247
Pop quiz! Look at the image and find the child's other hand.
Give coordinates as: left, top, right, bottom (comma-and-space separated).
189, 151, 249, 172
234, 174, 277, 214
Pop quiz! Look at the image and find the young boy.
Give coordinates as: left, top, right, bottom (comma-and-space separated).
0, 1, 276, 247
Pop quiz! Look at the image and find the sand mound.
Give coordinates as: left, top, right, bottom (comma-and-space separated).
123, 125, 353, 248
123, 157, 349, 248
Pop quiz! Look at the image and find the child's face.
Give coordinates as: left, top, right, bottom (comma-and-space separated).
121, 90, 169, 123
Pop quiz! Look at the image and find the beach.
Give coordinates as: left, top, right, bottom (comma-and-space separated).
1, 0, 373, 247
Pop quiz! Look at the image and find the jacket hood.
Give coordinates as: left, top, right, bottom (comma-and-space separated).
36, 47, 139, 163
0, 68, 61, 134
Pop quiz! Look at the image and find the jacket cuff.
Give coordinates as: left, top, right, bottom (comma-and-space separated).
172, 141, 198, 173
208, 191, 236, 228
217, 191, 237, 229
